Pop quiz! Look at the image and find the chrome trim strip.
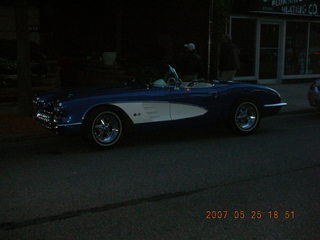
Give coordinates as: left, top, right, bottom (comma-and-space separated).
264, 103, 287, 107
56, 122, 82, 127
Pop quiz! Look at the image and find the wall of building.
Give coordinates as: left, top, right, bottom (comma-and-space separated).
0, 5, 40, 44
230, 0, 320, 84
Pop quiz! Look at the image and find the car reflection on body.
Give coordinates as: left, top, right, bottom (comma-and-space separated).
33, 65, 287, 149
308, 79, 320, 110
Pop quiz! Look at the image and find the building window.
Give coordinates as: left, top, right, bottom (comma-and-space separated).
259, 23, 280, 79
308, 23, 320, 74
231, 18, 256, 77
285, 22, 308, 75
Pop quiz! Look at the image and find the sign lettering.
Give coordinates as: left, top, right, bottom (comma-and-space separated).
251, 0, 320, 16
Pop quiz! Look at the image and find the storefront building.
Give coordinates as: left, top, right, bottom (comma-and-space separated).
230, 0, 320, 84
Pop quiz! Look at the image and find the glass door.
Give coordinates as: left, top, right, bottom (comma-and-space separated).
259, 23, 280, 81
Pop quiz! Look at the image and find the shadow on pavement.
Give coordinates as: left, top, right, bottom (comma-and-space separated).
0, 124, 233, 156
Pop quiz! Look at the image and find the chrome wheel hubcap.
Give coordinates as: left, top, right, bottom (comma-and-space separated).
235, 103, 258, 130
93, 113, 121, 144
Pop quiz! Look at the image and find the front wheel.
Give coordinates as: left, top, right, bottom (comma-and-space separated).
229, 100, 261, 135
84, 109, 123, 149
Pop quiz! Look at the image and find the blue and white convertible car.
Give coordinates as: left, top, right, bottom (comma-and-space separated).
33, 65, 287, 148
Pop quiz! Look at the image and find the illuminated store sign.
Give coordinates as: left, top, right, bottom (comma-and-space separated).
252, 0, 320, 16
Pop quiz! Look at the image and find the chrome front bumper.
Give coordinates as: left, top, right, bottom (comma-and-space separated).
34, 112, 82, 132
34, 112, 55, 130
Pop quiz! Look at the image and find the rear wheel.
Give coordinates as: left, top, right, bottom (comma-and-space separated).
229, 99, 261, 135
84, 109, 123, 149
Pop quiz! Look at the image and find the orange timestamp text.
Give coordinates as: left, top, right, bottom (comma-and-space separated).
205, 210, 295, 220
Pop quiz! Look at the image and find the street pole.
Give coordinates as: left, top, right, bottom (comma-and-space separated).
207, 0, 213, 80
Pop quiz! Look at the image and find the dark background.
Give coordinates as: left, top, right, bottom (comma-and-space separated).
37, 0, 211, 65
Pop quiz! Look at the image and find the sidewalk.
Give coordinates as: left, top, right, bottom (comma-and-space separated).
0, 82, 315, 137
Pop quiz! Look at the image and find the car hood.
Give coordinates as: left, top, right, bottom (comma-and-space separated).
38, 85, 146, 103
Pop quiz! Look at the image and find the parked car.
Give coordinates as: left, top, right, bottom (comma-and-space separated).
308, 79, 320, 110
33, 65, 287, 149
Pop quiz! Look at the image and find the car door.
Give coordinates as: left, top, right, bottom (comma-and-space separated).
169, 85, 218, 122
113, 86, 171, 124
141, 86, 171, 123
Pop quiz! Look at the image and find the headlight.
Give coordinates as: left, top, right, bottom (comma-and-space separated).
53, 102, 65, 123
32, 96, 44, 105
32, 97, 39, 104
53, 101, 64, 113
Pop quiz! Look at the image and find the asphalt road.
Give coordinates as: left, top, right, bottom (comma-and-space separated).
0, 111, 320, 240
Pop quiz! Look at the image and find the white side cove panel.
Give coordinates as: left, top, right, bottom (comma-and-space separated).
170, 103, 207, 120
113, 102, 171, 124
113, 102, 208, 124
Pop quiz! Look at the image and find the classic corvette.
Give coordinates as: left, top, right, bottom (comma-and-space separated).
33, 65, 287, 148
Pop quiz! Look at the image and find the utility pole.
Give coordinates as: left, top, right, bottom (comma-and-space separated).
15, 0, 32, 115
207, 0, 213, 80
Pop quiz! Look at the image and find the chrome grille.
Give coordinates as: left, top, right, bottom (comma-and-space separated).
36, 112, 52, 122
35, 111, 55, 129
